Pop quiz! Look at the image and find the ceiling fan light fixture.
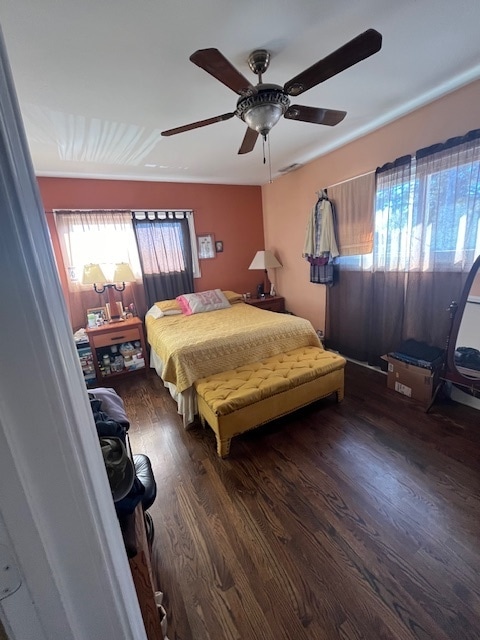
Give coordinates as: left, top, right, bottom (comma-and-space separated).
244, 103, 283, 137
237, 85, 290, 138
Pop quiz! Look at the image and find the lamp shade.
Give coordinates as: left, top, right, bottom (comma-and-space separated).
112, 262, 136, 283
248, 250, 282, 270
82, 263, 107, 285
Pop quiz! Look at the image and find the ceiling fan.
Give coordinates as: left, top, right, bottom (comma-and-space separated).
161, 29, 382, 155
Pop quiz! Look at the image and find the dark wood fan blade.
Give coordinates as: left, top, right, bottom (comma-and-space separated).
161, 112, 236, 137
284, 29, 382, 97
190, 48, 254, 95
238, 128, 259, 154
284, 105, 346, 126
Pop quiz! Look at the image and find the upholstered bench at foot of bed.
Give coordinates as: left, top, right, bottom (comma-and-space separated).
194, 346, 346, 457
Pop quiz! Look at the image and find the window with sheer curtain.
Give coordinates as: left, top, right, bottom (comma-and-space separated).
132, 210, 199, 307
54, 210, 142, 289
340, 137, 480, 274
328, 130, 480, 364
375, 135, 480, 273
54, 210, 144, 329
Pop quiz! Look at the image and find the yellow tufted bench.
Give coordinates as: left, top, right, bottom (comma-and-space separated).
194, 346, 346, 457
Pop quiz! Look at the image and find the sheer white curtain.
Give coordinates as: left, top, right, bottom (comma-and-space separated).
55, 210, 142, 290
54, 210, 145, 329
341, 132, 480, 275
132, 210, 200, 278
413, 134, 480, 272
374, 155, 415, 271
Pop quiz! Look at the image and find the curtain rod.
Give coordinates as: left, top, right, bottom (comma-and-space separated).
131, 209, 193, 212
326, 169, 375, 190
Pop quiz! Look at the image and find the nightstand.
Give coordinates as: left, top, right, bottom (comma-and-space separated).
245, 295, 285, 313
86, 317, 148, 384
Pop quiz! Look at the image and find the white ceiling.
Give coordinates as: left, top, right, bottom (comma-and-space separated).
1, 0, 480, 186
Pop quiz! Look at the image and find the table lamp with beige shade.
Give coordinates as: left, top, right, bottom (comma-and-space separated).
248, 250, 282, 298
82, 262, 136, 322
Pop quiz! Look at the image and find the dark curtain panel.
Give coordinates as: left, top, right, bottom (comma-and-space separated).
368, 271, 406, 365
133, 214, 194, 308
327, 270, 406, 366
327, 269, 374, 361
403, 271, 468, 347
327, 266, 467, 367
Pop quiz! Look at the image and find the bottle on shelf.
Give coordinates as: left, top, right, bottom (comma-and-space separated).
102, 353, 111, 375
114, 354, 124, 372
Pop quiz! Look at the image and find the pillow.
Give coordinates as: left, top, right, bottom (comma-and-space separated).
155, 299, 182, 312
222, 290, 243, 304
146, 304, 183, 319
176, 289, 231, 315
146, 305, 164, 319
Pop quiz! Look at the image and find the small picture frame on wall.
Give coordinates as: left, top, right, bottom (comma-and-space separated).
197, 233, 215, 259
215, 240, 224, 253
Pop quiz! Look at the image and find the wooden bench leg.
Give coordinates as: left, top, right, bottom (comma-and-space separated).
199, 414, 206, 428
217, 436, 231, 458
336, 386, 345, 403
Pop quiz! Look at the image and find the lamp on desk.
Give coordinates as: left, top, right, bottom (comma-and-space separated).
82, 262, 136, 322
248, 250, 282, 297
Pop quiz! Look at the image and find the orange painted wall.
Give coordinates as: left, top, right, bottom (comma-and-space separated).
39, 177, 265, 297
262, 79, 480, 334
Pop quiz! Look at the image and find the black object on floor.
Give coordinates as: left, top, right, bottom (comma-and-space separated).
133, 454, 157, 543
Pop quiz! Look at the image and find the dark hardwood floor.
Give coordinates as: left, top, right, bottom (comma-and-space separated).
115, 362, 480, 640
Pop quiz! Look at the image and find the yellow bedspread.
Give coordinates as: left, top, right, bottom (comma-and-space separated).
145, 303, 321, 393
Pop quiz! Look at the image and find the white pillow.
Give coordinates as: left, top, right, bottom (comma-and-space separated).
146, 305, 182, 319
176, 289, 231, 315
146, 305, 164, 319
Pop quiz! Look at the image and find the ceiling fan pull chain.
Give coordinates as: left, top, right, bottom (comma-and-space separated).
268, 135, 273, 183
263, 138, 266, 164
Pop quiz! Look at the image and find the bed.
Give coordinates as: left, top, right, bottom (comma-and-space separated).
145, 291, 321, 426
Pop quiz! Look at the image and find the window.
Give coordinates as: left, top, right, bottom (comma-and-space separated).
132, 210, 199, 305
132, 210, 200, 278
414, 150, 480, 269
329, 130, 480, 365
344, 132, 480, 274
135, 220, 187, 274
55, 210, 142, 289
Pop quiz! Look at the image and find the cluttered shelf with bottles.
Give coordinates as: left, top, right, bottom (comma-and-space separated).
75, 317, 147, 386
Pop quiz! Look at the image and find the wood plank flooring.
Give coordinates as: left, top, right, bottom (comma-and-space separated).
115, 362, 480, 640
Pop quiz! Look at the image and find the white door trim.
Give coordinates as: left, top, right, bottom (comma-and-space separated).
0, 27, 147, 640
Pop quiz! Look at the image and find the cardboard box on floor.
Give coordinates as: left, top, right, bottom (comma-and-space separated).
382, 355, 440, 404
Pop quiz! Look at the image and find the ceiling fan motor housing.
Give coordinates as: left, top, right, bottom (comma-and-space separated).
236, 84, 290, 137
247, 49, 271, 77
